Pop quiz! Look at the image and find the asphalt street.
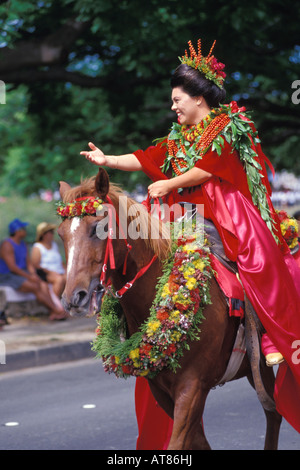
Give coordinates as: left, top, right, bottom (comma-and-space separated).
0, 358, 299, 451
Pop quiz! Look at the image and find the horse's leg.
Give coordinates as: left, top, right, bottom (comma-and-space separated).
263, 408, 282, 450
168, 382, 211, 450
247, 364, 282, 450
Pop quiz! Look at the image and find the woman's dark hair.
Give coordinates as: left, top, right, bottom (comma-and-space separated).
170, 64, 226, 108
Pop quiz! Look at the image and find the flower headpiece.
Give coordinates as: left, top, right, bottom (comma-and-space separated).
56, 196, 103, 220
179, 39, 226, 89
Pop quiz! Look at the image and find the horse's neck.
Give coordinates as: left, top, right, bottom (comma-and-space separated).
110, 247, 161, 336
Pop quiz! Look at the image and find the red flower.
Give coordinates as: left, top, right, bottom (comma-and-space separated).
277, 210, 288, 222
72, 202, 82, 216
140, 343, 152, 355
122, 364, 132, 374
157, 309, 169, 321
63, 205, 71, 217
230, 101, 239, 113
85, 201, 96, 214
230, 101, 246, 114
174, 302, 189, 311
164, 344, 177, 356
168, 280, 180, 294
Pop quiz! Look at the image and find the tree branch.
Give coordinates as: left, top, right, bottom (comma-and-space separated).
0, 16, 91, 74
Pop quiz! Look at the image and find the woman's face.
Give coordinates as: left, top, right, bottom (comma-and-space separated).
171, 87, 201, 125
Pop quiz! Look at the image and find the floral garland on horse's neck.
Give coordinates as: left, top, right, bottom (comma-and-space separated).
161, 101, 279, 243
92, 224, 214, 379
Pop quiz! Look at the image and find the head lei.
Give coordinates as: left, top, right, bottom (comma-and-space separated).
179, 39, 226, 89
56, 196, 103, 220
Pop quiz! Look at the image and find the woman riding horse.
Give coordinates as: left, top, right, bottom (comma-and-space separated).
81, 40, 300, 439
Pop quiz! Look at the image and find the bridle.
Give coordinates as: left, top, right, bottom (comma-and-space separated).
89, 195, 158, 298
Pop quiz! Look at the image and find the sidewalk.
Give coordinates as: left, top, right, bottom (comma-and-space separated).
0, 314, 98, 373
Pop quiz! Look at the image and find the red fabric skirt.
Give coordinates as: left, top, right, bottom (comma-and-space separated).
135, 377, 173, 450
220, 183, 300, 432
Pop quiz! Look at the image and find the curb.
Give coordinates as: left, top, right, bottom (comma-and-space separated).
1, 340, 96, 373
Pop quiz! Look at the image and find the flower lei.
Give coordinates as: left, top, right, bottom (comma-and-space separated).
161, 101, 279, 243
276, 210, 299, 251
56, 197, 104, 219
92, 225, 214, 379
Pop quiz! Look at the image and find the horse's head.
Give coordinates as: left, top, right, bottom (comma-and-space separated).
58, 167, 171, 318
58, 168, 112, 316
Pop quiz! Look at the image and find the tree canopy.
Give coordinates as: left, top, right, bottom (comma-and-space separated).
0, 0, 299, 195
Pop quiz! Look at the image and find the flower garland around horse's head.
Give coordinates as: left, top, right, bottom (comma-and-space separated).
56, 196, 104, 220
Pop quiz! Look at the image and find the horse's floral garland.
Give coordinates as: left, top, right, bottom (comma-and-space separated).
92, 226, 214, 379
56, 197, 103, 219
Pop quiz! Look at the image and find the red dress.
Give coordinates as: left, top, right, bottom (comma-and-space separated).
133, 131, 300, 443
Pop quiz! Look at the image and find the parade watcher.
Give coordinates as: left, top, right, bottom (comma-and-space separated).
31, 222, 66, 298
0, 218, 67, 321
81, 40, 300, 440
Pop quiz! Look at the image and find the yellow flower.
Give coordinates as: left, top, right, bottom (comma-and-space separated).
186, 277, 197, 290
161, 284, 171, 298
169, 310, 180, 322
183, 243, 197, 254
193, 259, 206, 271
183, 266, 196, 277
171, 331, 182, 342
114, 356, 120, 364
129, 348, 140, 361
146, 320, 161, 336
280, 223, 287, 236
139, 370, 149, 377
290, 238, 298, 249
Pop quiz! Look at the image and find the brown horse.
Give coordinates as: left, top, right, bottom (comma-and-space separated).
57, 168, 282, 450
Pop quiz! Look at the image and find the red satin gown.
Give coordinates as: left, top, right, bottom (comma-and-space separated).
133, 129, 300, 447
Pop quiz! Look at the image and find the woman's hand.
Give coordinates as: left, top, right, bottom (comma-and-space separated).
80, 142, 107, 166
148, 180, 171, 198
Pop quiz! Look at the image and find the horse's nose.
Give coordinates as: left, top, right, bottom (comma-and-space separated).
63, 288, 89, 309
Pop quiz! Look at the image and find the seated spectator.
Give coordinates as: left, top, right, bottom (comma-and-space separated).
31, 222, 66, 298
0, 218, 67, 321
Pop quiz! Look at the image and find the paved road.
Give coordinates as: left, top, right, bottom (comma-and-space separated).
0, 358, 299, 451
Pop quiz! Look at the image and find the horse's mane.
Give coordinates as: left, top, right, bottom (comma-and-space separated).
62, 176, 171, 260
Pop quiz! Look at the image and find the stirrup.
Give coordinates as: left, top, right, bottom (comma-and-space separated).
265, 352, 284, 367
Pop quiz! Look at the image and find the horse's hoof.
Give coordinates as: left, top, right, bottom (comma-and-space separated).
266, 352, 284, 367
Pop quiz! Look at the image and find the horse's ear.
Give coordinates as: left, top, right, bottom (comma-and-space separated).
95, 168, 110, 200
59, 181, 71, 199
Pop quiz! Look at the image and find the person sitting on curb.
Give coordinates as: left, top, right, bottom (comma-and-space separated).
31, 222, 66, 298
0, 218, 67, 321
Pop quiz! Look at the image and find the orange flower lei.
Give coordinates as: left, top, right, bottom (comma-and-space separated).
163, 108, 230, 176
164, 109, 231, 177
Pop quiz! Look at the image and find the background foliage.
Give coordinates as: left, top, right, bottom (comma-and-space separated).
0, 0, 299, 196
